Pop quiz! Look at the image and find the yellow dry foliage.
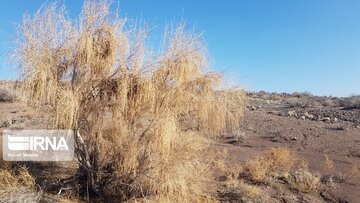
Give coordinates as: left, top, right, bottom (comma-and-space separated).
0, 166, 39, 201
292, 169, 321, 193
14, 0, 246, 201
243, 147, 321, 194
244, 147, 295, 182
324, 155, 335, 174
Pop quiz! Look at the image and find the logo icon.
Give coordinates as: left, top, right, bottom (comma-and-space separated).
2, 130, 74, 161
7, 136, 30, 150
8, 135, 69, 151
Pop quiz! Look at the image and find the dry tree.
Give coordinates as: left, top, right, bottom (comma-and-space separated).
14, 0, 245, 201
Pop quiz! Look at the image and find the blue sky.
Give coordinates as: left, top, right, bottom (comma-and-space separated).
0, 1, 360, 96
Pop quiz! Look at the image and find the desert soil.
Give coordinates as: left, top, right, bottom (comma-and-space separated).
216, 92, 360, 203
1, 92, 359, 202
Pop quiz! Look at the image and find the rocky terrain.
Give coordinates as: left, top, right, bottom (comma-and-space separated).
216, 91, 360, 203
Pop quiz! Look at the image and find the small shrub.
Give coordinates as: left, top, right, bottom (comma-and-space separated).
292, 91, 312, 98
324, 155, 335, 174
269, 93, 282, 101
285, 97, 302, 107
321, 98, 334, 107
244, 148, 295, 182
0, 88, 17, 102
347, 163, 360, 179
297, 158, 310, 171
339, 96, 360, 109
244, 157, 270, 182
257, 91, 268, 99
243, 148, 323, 195
239, 182, 266, 201
228, 130, 246, 143
291, 169, 321, 193
220, 176, 267, 203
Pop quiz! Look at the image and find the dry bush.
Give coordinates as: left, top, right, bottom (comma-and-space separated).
291, 169, 321, 193
239, 183, 266, 202
321, 98, 335, 107
349, 164, 360, 178
243, 148, 295, 182
0, 87, 17, 102
346, 162, 360, 180
244, 157, 270, 182
324, 155, 335, 175
256, 91, 271, 100
0, 166, 41, 202
269, 93, 282, 101
14, 0, 245, 201
220, 171, 267, 203
243, 148, 322, 194
284, 97, 302, 108
291, 91, 312, 98
338, 96, 360, 109
243, 148, 322, 191
222, 149, 322, 200
227, 129, 246, 143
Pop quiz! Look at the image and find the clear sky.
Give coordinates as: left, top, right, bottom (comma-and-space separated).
0, 0, 359, 97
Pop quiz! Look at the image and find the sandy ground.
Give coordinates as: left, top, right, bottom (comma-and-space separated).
1, 92, 360, 202
215, 93, 360, 202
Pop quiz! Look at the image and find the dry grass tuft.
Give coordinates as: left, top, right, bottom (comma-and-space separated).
243, 148, 322, 194
244, 147, 295, 182
0, 82, 19, 102
239, 182, 265, 201
0, 88, 17, 102
324, 155, 335, 174
347, 162, 360, 179
0, 166, 41, 202
221, 148, 323, 201
220, 174, 268, 203
244, 156, 270, 182
13, 0, 245, 201
291, 169, 321, 193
